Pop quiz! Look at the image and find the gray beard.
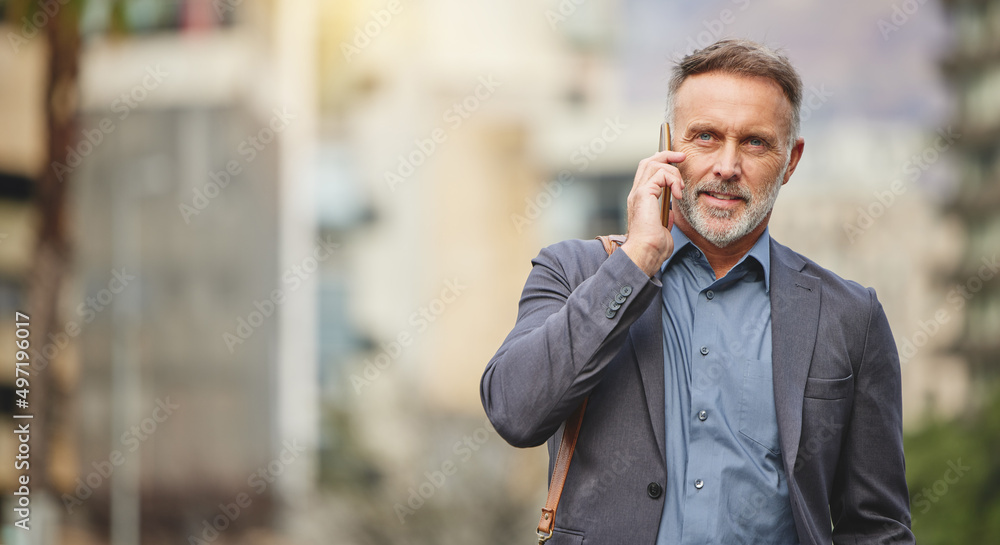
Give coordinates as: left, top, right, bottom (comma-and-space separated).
677, 163, 787, 248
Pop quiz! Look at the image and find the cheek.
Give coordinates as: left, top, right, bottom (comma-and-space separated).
676, 149, 714, 180
744, 155, 787, 185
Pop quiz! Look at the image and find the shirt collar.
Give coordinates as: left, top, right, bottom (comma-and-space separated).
659, 225, 771, 291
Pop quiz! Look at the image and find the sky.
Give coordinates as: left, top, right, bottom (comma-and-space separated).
621, 0, 953, 126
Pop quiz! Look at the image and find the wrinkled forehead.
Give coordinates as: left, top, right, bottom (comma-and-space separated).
673, 72, 795, 139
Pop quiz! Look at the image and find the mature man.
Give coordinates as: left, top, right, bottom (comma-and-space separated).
481, 40, 913, 544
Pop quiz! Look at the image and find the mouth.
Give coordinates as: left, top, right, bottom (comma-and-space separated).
699, 190, 746, 206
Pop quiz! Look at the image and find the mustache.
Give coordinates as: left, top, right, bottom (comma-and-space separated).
685, 179, 752, 201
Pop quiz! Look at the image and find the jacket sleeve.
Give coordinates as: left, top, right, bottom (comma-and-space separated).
830, 289, 914, 544
480, 240, 661, 448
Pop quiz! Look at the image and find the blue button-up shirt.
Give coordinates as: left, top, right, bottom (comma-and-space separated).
654, 226, 798, 545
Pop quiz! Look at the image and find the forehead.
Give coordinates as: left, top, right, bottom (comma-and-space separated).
673, 72, 793, 135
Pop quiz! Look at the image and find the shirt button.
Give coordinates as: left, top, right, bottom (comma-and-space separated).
705, 290, 714, 300
700, 346, 709, 356
698, 410, 708, 421
647, 482, 662, 499
694, 479, 704, 490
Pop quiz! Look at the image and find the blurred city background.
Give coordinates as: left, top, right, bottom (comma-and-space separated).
0, 0, 997, 543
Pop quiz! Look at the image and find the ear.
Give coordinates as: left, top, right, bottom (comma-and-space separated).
781, 137, 805, 185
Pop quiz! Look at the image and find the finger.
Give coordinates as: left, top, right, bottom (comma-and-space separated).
667, 175, 685, 201
648, 167, 684, 202
631, 168, 666, 206
632, 157, 656, 192
644, 160, 683, 184
634, 152, 684, 196
650, 150, 686, 164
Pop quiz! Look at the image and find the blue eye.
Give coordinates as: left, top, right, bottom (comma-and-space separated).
698, 133, 711, 141
749, 138, 763, 146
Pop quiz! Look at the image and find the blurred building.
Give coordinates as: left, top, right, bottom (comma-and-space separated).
3, 1, 319, 543
315, 0, 637, 540
941, 0, 1000, 388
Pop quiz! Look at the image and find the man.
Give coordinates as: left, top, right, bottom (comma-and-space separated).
481, 39, 913, 544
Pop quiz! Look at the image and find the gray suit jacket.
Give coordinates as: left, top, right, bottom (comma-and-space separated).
481, 237, 914, 544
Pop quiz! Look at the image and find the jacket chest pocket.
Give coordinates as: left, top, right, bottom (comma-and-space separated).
803, 373, 854, 400
739, 358, 781, 456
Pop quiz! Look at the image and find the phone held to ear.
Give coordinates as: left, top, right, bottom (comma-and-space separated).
659, 122, 672, 228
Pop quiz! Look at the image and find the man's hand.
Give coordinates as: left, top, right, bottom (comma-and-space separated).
620, 150, 686, 277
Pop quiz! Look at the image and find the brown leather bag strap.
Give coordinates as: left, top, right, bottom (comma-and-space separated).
536, 235, 624, 543
536, 399, 587, 542
597, 234, 626, 256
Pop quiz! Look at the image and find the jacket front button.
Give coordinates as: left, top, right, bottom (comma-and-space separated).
647, 482, 662, 499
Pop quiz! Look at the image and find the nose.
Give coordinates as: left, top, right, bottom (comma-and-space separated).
713, 141, 741, 181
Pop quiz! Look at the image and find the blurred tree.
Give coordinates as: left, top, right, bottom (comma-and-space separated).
939, 0, 1000, 383
918, 0, 1000, 540
3, 0, 82, 499
2, 0, 129, 531
905, 387, 1000, 543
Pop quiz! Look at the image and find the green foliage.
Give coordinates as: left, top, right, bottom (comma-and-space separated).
904, 388, 1000, 544
0, 1, 142, 36
1, 0, 83, 21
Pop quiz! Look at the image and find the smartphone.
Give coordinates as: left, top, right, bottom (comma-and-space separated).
658, 123, 672, 227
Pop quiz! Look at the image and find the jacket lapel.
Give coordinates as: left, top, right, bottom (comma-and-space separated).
630, 288, 667, 463
769, 239, 821, 475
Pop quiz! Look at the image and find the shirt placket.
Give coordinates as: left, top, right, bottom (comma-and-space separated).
680, 276, 722, 544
